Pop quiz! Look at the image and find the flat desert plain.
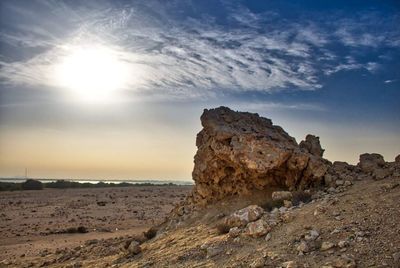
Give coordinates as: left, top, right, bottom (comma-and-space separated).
0, 185, 192, 266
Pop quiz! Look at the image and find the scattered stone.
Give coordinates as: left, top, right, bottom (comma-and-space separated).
127, 241, 141, 255
265, 233, 272, 241
206, 245, 223, 258
305, 230, 319, 241
338, 240, 348, 248
246, 219, 271, 237
272, 191, 293, 202
224, 205, 264, 228
250, 257, 265, 268
279, 207, 287, 213
333, 255, 356, 268
344, 180, 352, 187
381, 182, 399, 191
297, 241, 310, 253
284, 200, 293, 208
228, 227, 241, 238
320, 241, 335, 251
281, 260, 297, 268
393, 252, 400, 267
336, 180, 344, 186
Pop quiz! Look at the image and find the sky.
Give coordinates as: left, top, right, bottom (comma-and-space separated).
0, 0, 399, 181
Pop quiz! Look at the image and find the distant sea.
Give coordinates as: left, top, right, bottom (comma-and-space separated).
0, 178, 193, 185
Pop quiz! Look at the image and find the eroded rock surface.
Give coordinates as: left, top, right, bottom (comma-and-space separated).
187, 106, 331, 206
299, 134, 324, 157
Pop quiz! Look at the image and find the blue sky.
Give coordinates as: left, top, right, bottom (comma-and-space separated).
0, 0, 399, 180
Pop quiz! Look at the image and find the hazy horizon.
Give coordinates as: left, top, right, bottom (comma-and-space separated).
1, 1, 399, 180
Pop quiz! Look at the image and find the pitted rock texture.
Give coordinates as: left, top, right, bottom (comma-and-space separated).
188, 106, 331, 206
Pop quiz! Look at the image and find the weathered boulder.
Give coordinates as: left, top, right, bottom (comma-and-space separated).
189, 106, 331, 206
358, 153, 385, 173
246, 219, 271, 237
224, 205, 264, 228
299, 134, 324, 157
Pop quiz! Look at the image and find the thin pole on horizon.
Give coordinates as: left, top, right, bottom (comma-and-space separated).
25, 168, 28, 179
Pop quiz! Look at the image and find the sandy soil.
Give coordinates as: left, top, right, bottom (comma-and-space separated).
0, 185, 192, 266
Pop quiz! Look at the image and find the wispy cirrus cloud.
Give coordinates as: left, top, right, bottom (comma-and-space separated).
0, 0, 399, 100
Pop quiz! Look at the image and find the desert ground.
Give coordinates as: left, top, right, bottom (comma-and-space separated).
0, 185, 192, 267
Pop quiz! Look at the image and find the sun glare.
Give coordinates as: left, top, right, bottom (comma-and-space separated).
55, 45, 129, 102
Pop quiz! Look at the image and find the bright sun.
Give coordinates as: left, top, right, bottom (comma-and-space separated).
55, 45, 129, 102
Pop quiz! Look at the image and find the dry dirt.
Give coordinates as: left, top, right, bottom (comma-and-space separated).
1, 177, 399, 267
0, 185, 192, 267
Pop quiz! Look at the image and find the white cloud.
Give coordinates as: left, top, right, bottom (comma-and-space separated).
0, 1, 398, 100
384, 79, 396, 84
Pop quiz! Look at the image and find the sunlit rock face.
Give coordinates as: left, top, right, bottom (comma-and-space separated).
189, 106, 331, 206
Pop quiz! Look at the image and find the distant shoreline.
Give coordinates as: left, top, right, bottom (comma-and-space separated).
0, 178, 193, 191
0, 178, 193, 185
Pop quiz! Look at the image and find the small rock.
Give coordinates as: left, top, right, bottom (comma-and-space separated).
335, 180, 344, 186
344, 180, 352, 187
381, 182, 399, 191
320, 241, 335, 251
250, 258, 265, 268
284, 200, 293, 208
393, 252, 400, 266
127, 241, 141, 255
246, 219, 271, 237
228, 227, 241, 238
272, 191, 293, 201
332, 211, 341, 217
281, 260, 297, 268
297, 241, 310, 253
279, 207, 287, 213
271, 208, 280, 214
305, 230, 319, 241
84, 239, 98, 246
338, 240, 348, 248
327, 187, 336, 194
265, 233, 272, 241
206, 246, 223, 258
333, 255, 356, 268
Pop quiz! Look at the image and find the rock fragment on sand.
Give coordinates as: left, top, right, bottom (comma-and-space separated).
246, 219, 271, 237
127, 241, 141, 255
320, 241, 335, 251
224, 205, 264, 228
228, 227, 240, 238
272, 191, 293, 202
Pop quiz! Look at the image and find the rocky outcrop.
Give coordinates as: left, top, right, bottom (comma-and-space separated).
187, 106, 331, 206
299, 134, 324, 157
358, 153, 385, 173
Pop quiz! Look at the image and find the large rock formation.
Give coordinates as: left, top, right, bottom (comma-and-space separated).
187, 107, 331, 206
